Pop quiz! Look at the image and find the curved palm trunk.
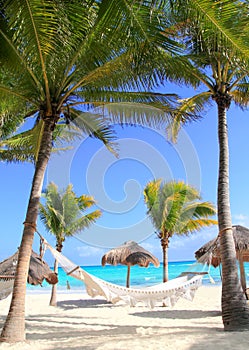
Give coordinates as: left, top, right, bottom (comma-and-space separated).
161, 236, 169, 283
1, 117, 54, 342
49, 259, 58, 306
238, 254, 246, 294
216, 100, 249, 330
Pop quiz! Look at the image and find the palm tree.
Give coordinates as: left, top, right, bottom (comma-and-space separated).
144, 179, 217, 282
39, 182, 101, 306
165, 1, 249, 330
0, 1, 181, 341
2, 0, 245, 340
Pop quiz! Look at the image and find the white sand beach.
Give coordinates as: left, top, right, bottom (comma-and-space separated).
1, 286, 249, 350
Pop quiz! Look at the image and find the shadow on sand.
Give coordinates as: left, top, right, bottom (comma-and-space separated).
57, 298, 113, 310
131, 309, 221, 319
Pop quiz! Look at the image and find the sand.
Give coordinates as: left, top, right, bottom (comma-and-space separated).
1, 286, 249, 350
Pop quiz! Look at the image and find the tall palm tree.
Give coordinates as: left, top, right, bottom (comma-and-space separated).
2, 0, 245, 341
0, 0, 183, 341
39, 182, 101, 306
165, 1, 249, 330
144, 179, 217, 282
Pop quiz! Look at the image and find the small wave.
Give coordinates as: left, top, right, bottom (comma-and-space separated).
144, 277, 156, 281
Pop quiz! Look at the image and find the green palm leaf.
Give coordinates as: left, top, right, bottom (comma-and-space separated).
0, 121, 82, 163
168, 92, 212, 141
171, 0, 249, 58
39, 182, 101, 243
144, 179, 217, 281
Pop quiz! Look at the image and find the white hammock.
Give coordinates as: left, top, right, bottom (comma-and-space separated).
44, 241, 203, 308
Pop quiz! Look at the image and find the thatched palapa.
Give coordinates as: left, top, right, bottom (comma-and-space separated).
101, 241, 160, 288
0, 250, 58, 286
195, 225, 249, 292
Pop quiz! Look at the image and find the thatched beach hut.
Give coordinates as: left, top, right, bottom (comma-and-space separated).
0, 250, 58, 300
195, 225, 249, 293
101, 240, 160, 287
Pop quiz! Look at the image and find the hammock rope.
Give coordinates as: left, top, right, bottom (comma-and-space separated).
43, 239, 203, 308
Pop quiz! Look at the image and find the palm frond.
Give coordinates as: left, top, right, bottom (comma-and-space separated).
41, 183, 63, 213
69, 108, 118, 156
2, 0, 69, 103
39, 182, 101, 241
77, 195, 97, 211
144, 179, 217, 237
0, 15, 40, 91
39, 203, 64, 236
0, 94, 25, 138
144, 179, 162, 211
0, 120, 82, 163
178, 218, 218, 235
96, 0, 180, 54
67, 210, 102, 236
231, 87, 249, 108
182, 201, 217, 218
191, 0, 249, 57
167, 92, 212, 142
102, 102, 173, 129
172, 0, 249, 58
0, 85, 38, 106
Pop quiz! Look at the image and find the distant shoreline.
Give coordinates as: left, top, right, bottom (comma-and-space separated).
25, 259, 225, 291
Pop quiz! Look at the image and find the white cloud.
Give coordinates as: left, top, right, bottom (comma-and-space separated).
136, 241, 161, 260
140, 242, 156, 251
234, 214, 248, 220
198, 226, 218, 240
76, 245, 106, 258
233, 214, 249, 227
170, 238, 185, 249
171, 227, 217, 246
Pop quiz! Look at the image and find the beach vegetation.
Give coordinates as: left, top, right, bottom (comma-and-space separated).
0, 74, 29, 143
1, 0, 249, 341
144, 179, 217, 282
164, 0, 249, 330
39, 182, 101, 306
0, 0, 182, 341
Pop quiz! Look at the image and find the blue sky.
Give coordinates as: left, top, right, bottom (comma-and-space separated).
1, 84, 249, 266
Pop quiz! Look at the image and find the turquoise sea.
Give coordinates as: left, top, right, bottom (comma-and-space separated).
27, 260, 249, 293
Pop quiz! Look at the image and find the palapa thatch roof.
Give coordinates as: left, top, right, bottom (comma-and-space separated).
101, 240, 160, 268
0, 251, 18, 278
0, 250, 58, 285
195, 225, 249, 267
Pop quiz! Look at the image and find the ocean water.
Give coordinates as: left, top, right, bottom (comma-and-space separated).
26, 260, 248, 293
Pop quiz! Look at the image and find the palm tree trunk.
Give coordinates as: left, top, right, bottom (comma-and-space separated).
50, 242, 63, 306
49, 259, 58, 306
238, 254, 246, 294
161, 237, 169, 283
216, 100, 249, 330
1, 116, 54, 342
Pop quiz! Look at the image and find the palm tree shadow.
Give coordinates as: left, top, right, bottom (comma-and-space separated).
57, 298, 113, 310
131, 309, 221, 319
